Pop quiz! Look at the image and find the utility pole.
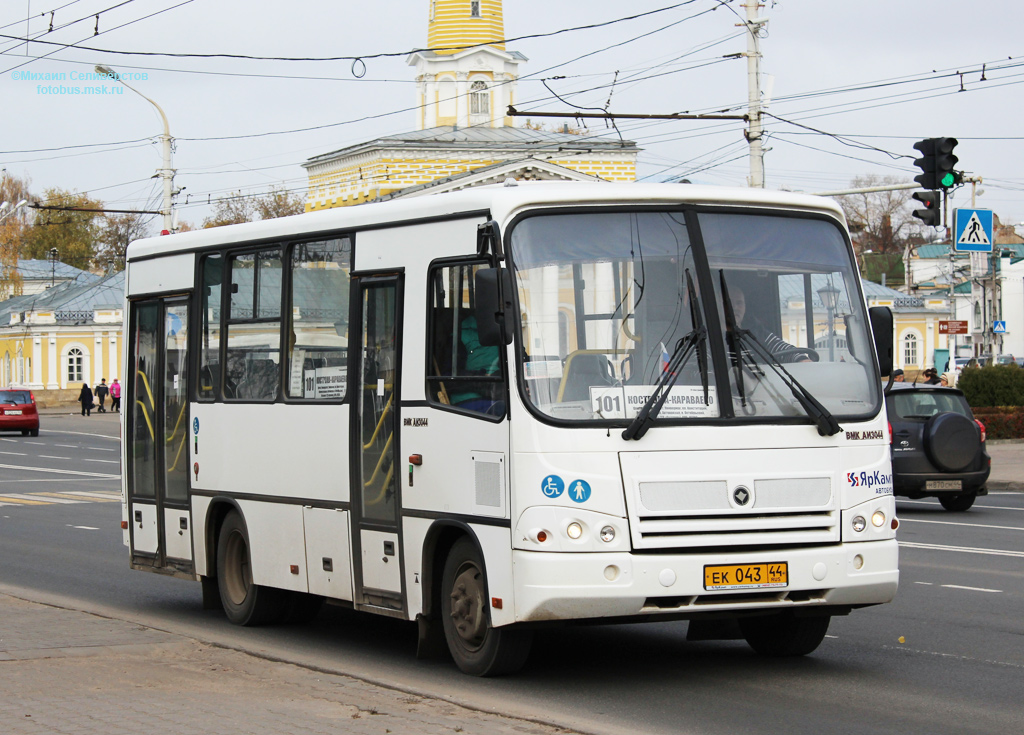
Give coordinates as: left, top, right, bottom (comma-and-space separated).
742, 0, 766, 188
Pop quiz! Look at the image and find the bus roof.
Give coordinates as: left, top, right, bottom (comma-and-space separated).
126, 182, 846, 261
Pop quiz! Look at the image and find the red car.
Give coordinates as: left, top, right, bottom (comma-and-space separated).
0, 389, 40, 436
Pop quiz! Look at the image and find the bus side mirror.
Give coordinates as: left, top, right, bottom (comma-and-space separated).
475, 268, 514, 347
869, 306, 893, 377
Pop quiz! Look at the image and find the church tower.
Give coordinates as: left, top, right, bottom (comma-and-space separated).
409, 0, 525, 129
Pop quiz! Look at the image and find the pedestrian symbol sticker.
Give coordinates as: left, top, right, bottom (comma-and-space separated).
541, 475, 564, 498
568, 479, 592, 503
954, 208, 994, 253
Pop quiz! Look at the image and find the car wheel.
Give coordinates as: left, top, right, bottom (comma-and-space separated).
21, 430, 28, 436
29, 428, 39, 437
939, 493, 976, 512
924, 412, 980, 472
441, 537, 532, 676
216, 510, 287, 626
740, 612, 830, 657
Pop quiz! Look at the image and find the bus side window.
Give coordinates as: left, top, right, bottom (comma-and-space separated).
197, 253, 223, 401
286, 237, 352, 400
225, 248, 282, 402
426, 261, 505, 417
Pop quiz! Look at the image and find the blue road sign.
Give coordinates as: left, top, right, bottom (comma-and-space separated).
954, 208, 994, 252
994, 321, 1007, 334
541, 475, 564, 498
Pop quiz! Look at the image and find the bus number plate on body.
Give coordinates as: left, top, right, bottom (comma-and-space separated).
703, 562, 788, 590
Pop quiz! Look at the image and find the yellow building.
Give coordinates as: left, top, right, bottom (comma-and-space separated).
304, 0, 639, 211
0, 271, 123, 403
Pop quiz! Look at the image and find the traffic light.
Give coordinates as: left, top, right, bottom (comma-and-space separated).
912, 190, 941, 227
913, 137, 960, 189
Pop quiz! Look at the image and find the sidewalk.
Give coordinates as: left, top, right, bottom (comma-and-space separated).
984, 439, 1024, 492
0, 591, 573, 735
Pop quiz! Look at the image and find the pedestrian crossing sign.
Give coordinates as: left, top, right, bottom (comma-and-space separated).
954, 208, 994, 252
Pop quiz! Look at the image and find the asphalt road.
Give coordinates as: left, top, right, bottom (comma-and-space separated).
1, 417, 1022, 735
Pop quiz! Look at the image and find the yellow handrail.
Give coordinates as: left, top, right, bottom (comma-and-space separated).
167, 401, 189, 472
136, 369, 155, 412
363, 431, 393, 489
135, 399, 154, 440
362, 392, 393, 450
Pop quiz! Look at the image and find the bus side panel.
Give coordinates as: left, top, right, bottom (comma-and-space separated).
476, 524, 515, 627
238, 499, 308, 593
192, 494, 213, 576
190, 403, 349, 503
303, 507, 353, 601
126, 253, 195, 296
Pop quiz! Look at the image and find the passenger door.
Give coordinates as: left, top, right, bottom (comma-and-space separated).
126, 297, 193, 573
350, 274, 405, 613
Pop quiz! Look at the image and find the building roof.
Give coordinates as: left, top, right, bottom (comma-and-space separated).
12, 259, 91, 282
0, 271, 121, 326
304, 126, 639, 168
916, 241, 1024, 260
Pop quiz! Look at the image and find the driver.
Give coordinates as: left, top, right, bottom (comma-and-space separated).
729, 286, 815, 364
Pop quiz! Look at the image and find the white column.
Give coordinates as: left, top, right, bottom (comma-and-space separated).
47, 334, 58, 389
32, 336, 43, 388
94, 334, 104, 385
108, 332, 119, 382
455, 72, 468, 128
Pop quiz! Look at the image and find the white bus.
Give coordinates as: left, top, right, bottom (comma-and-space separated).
121, 182, 898, 676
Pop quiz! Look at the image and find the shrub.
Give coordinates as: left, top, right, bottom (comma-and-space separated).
971, 407, 1024, 440
957, 365, 1024, 408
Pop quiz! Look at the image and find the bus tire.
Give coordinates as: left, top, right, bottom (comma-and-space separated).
216, 511, 286, 626
740, 612, 830, 657
441, 538, 532, 676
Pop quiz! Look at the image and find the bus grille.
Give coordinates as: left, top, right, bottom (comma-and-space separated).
629, 478, 838, 550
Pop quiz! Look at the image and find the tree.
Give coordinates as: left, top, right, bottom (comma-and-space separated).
839, 175, 929, 287
23, 188, 103, 271
1, 172, 34, 299
203, 187, 305, 228
95, 212, 153, 273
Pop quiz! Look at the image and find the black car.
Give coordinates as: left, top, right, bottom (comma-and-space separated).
886, 383, 989, 511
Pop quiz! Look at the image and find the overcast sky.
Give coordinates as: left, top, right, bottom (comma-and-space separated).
2, 0, 1022, 233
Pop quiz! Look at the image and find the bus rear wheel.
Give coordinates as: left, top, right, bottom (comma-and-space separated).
441, 538, 532, 676
740, 612, 830, 657
216, 511, 286, 626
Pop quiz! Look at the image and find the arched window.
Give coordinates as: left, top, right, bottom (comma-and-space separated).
68, 347, 84, 383
469, 80, 489, 116
903, 333, 919, 367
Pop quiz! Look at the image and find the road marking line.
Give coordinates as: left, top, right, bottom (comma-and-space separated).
54, 444, 79, 448
0, 495, 47, 505
82, 458, 119, 464
898, 499, 1024, 512
914, 581, 934, 585
941, 584, 1001, 593
0, 463, 118, 479
58, 490, 121, 499
39, 429, 119, 441
67, 525, 99, 530
38, 455, 70, 460
900, 541, 1024, 558
37, 492, 118, 503
898, 518, 1024, 532
0, 451, 27, 456
0, 492, 79, 504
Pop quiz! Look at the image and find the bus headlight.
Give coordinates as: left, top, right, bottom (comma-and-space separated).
600, 525, 616, 543
871, 510, 886, 528
852, 515, 867, 533
566, 522, 583, 540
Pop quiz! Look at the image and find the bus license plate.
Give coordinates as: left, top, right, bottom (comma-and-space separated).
926, 480, 962, 490
704, 562, 788, 590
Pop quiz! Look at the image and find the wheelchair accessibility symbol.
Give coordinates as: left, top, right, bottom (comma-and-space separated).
541, 475, 564, 498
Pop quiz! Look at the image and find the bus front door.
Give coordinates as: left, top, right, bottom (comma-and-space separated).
351, 275, 405, 613
126, 298, 193, 574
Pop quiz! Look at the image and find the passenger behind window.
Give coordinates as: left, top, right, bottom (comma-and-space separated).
449, 314, 503, 414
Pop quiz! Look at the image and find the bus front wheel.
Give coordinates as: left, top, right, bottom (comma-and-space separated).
441, 538, 532, 676
740, 612, 830, 657
216, 511, 286, 626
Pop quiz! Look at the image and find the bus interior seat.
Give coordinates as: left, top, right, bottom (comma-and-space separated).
559, 352, 615, 402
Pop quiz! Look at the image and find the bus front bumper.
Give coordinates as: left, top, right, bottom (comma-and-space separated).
512, 539, 898, 623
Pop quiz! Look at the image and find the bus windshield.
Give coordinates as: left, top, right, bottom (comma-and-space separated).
509, 209, 880, 426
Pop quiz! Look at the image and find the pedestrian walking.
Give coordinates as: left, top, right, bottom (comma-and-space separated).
110, 378, 121, 412
95, 378, 109, 412
78, 382, 94, 417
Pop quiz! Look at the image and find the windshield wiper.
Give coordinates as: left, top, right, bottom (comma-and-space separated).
622, 270, 708, 441
719, 272, 841, 437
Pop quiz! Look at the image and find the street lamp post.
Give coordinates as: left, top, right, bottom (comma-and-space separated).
818, 284, 840, 362
95, 64, 175, 234
48, 248, 58, 287
0, 199, 29, 224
